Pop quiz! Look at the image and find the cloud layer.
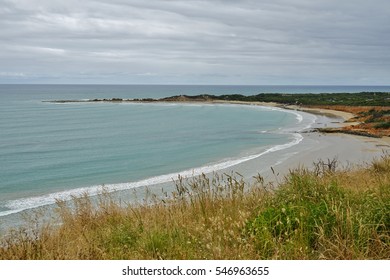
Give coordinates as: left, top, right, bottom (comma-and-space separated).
1, 0, 389, 84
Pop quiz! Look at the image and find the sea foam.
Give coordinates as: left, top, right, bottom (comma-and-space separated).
0, 106, 314, 217
1, 134, 305, 217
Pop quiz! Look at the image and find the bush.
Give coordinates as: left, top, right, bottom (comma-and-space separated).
374, 122, 390, 129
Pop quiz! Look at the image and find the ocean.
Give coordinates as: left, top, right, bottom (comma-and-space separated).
1, 84, 389, 229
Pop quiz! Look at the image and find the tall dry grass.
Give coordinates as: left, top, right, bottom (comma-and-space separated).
1, 156, 389, 260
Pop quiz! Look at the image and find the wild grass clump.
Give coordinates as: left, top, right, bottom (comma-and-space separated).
1, 156, 389, 260
246, 168, 389, 259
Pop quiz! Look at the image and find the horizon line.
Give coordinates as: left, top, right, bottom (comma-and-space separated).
1, 83, 390, 87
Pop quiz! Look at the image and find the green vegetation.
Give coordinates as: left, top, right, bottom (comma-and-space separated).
48, 92, 390, 107
1, 156, 389, 260
375, 122, 390, 129
162, 92, 390, 106
345, 108, 390, 136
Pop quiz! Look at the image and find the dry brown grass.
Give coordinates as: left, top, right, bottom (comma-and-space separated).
0, 157, 389, 260
310, 105, 390, 137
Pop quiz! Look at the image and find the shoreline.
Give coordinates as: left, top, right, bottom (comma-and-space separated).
45, 96, 356, 124
146, 99, 390, 183
46, 93, 390, 137
217, 102, 390, 182
44, 97, 390, 184
0, 105, 309, 220
1, 98, 388, 229
260, 132, 390, 184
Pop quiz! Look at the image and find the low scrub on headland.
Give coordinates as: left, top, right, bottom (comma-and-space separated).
162, 94, 390, 137
1, 156, 389, 260
49, 93, 390, 137
160, 92, 390, 106
313, 105, 390, 137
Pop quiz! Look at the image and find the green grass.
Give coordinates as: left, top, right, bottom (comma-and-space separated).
1, 157, 389, 260
247, 168, 389, 259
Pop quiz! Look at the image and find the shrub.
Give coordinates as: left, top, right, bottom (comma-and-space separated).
374, 122, 390, 129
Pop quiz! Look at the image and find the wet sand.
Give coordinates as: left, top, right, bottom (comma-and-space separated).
210, 101, 389, 185
263, 133, 389, 184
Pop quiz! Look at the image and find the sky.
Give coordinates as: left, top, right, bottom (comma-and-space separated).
1, 0, 389, 85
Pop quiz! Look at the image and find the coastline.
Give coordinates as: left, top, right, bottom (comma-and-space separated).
119, 99, 390, 185
258, 132, 390, 184
2, 84, 389, 259
45, 97, 389, 181
1, 98, 389, 230
211, 101, 390, 183
46, 98, 355, 120
148, 98, 390, 184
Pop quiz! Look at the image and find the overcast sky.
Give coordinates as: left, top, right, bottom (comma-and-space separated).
1, 0, 389, 85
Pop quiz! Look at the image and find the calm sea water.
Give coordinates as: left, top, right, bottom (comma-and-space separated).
0, 85, 389, 219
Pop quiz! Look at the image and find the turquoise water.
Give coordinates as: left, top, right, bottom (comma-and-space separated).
0, 85, 388, 218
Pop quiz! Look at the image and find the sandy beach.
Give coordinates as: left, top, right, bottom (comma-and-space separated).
209, 99, 356, 123
268, 134, 388, 186
120, 98, 390, 184
265, 132, 389, 182
42, 96, 390, 184
205, 101, 390, 185
272, 104, 389, 170
0, 98, 388, 242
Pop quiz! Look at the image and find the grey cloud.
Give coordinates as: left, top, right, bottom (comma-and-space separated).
0, 0, 389, 84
